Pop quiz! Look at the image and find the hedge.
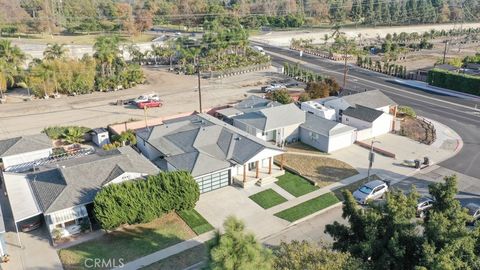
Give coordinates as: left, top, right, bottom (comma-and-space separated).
427, 68, 480, 96
93, 171, 200, 230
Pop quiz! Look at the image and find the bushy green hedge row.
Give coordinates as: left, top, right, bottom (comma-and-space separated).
427, 68, 480, 96
93, 171, 200, 230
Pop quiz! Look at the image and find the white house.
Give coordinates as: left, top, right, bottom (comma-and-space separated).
300, 113, 357, 153
342, 105, 394, 141
301, 99, 336, 120
136, 113, 286, 192
0, 134, 53, 171
2, 146, 159, 242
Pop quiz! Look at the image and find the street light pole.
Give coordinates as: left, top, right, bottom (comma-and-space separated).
367, 139, 380, 181
196, 56, 203, 113
442, 40, 449, 64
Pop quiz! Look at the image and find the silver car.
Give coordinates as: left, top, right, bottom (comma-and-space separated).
465, 203, 480, 226
353, 180, 389, 204
416, 197, 434, 218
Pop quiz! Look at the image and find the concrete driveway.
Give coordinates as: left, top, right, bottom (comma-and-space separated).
195, 186, 289, 239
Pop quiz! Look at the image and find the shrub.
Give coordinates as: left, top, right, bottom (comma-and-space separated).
266, 89, 293, 104
43, 126, 90, 140
93, 171, 200, 230
398, 106, 416, 118
427, 69, 480, 96
298, 92, 311, 102
112, 130, 136, 145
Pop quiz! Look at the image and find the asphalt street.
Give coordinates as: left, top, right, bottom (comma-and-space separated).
257, 43, 480, 180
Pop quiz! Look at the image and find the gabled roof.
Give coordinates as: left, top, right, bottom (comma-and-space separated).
343, 105, 384, 123
233, 95, 281, 113
342, 90, 397, 109
301, 113, 356, 136
233, 103, 306, 131
137, 113, 283, 177
0, 133, 52, 157
28, 146, 159, 214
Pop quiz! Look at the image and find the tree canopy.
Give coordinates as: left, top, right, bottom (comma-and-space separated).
325, 175, 480, 270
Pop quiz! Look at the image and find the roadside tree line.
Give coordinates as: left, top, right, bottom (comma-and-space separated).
0, 36, 144, 98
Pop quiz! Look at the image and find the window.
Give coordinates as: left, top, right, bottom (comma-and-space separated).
309, 132, 319, 142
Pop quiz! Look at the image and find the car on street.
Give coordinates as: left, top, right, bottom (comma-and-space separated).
416, 196, 435, 218
465, 203, 480, 226
353, 180, 389, 204
133, 93, 161, 104
137, 100, 163, 109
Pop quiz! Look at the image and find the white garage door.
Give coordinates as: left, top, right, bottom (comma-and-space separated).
196, 170, 230, 193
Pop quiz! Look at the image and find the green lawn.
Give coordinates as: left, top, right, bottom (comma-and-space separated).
275, 171, 319, 197
249, 189, 288, 209
58, 213, 196, 270
275, 193, 340, 222
333, 175, 381, 201
178, 209, 214, 235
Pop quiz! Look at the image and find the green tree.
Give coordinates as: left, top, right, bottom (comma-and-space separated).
62, 126, 86, 144
93, 35, 121, 78
43, 43, 68, 60
325, 188, 422, 270
266, 89, 292, 104
0, 39, 26, 68
332, 36, 361, 89
209, 216, 274, 270
274, 240, 367, 270
0, 59, 15, 98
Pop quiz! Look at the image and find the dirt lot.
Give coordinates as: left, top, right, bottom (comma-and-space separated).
0, 66, 288, 139
251, 22, 480, 47
276, 153, 358, 187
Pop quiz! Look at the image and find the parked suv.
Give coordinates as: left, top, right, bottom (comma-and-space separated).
353, 180, 389, 204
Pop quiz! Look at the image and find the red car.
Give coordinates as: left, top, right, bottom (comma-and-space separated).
137, 100, 163, 109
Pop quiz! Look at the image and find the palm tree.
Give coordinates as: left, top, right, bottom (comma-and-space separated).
93, 35, 121, 78
35, 62, 54, 98
333, 36, 360, 90
0, 39, 26, 68
0, 59, 15, 98
62, 127, 85, 144
43, 43, 68, 60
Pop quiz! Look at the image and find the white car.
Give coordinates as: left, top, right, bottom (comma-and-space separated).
352, 180, 389, 204
263, 84, 286, 93
133, 93, 160, 104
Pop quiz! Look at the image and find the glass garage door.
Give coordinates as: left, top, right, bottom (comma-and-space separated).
196, 170, 230, 193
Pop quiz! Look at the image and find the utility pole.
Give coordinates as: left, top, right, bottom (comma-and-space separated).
343, 45, 348, 90
196, 56, 203, 113
367, 139, 380, 181
442, 40, 449, 64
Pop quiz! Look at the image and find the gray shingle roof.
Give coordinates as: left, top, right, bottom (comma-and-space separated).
301, 113, 356, 136
233, 95, 281, 113
28, 146, 159, 213
343, 105, 384, 123
342, 90, 397, 109
138, 113, 283, 177
0, 133, 52, 157
233, 103, 306, 131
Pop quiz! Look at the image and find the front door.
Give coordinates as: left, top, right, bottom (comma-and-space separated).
248, 162, 257, 171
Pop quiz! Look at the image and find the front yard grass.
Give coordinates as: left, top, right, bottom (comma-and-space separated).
275, 171, 319, 197
274, 193, 340, 222
58, 213, 196, 270
333, 174, 381, 201
276, 154, 358, 187
249, 189, 288, 209
178, 209, 214, 235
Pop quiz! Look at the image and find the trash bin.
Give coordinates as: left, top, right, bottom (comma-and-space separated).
423, 157, 430, 165
414, 159, 421, 169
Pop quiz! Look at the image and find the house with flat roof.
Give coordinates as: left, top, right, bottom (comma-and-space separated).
3, 146, 159, 242
136, 113, 285, 191
0, 133, 53, 171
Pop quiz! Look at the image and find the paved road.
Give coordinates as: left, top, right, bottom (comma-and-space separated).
257, 43, 480, 179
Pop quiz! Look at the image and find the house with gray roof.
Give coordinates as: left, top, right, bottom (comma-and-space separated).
0, 133, 53, 170
3, 146, 159, 242
136, 113, 285, 192
342, 105, 394, 140
300, 114, 356, 153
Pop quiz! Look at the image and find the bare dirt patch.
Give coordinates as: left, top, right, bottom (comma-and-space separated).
397, 117, 436, 145
284, 142, 329, 155
276, 154, 358, 187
